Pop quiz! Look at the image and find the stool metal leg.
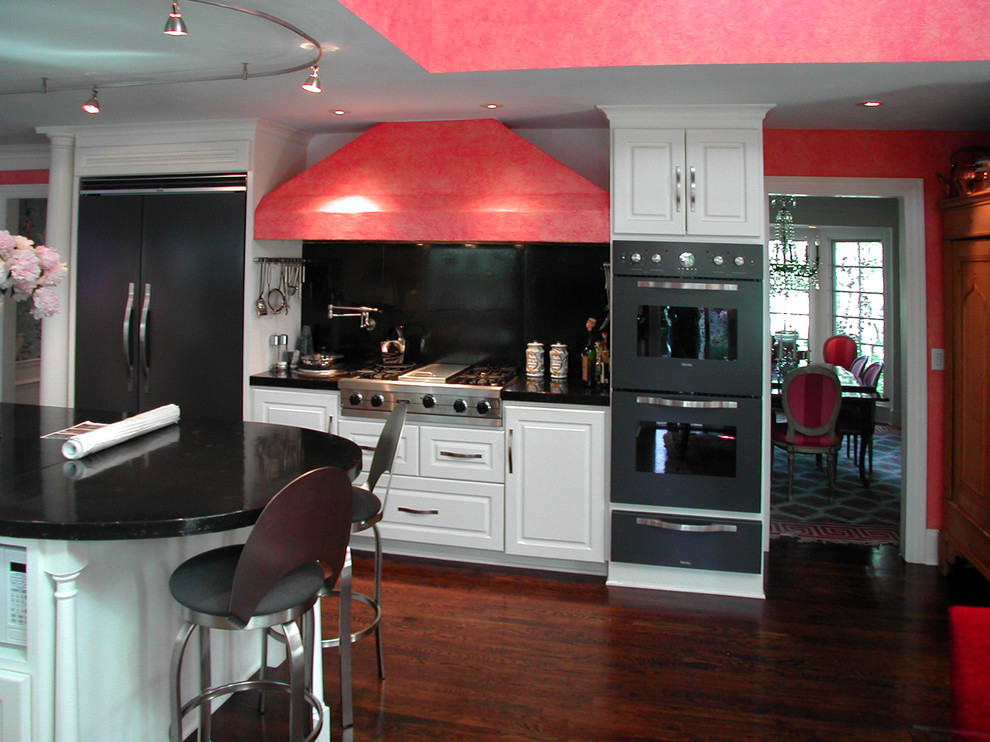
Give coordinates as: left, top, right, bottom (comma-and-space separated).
170, 621, 196, 742
339, 551, 354, 729
199, 627, 212, 742
371, 524, 385, 679
283, 618, 308, 742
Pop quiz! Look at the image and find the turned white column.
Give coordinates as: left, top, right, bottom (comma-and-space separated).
41, 542, 88, 742
37, 129, 74, 408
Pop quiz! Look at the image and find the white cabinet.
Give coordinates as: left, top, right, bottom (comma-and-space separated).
251, 387, 339, 434
504, 403, 607, 563
600, 105, 772, 242
337, 416, 419, 487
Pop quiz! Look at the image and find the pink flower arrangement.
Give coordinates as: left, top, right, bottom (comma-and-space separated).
0, 230, 67, 319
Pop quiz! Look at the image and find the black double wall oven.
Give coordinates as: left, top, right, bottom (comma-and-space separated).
611, 240, 764, 517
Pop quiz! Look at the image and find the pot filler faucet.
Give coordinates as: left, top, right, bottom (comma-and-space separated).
328, 304, 380, 330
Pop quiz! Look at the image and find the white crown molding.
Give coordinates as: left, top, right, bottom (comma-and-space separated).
0, 144, 51, 171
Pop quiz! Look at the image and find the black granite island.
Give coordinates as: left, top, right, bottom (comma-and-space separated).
0, 403, 360, 742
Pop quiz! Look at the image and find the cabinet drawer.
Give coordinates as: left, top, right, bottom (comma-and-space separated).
611, 512, 761, 574
419, 426, 504, 483
338, 418, 419, 482
380, 476, 504, 551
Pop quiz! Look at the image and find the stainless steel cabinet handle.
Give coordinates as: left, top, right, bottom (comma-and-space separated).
675, 166, 683, 213
635, 279, 738, 292
508, 429, 513, 474
139, 283, 151, 391
636, 518, 737, 533
689, 166, 697, 211
635, 395, 738, 410
397, 507, 439, 515
440, 450, 483, 459
122, 283, 135, 391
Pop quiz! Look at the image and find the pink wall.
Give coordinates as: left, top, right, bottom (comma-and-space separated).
0, 170, 48, 185
765, 129, 990, 528
341, 0, 988, 72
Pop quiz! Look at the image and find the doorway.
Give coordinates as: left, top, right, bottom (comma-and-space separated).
765, 177, 928, 566
0, 185, 48, 405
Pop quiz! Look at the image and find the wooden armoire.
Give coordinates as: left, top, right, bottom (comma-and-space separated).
940, 191, 990, 577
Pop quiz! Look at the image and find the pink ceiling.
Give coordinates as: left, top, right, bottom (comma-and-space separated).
340, 0, 987, 71
254, 119, 609, 243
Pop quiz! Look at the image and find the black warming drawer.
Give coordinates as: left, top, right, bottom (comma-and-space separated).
610, 512, 762, 574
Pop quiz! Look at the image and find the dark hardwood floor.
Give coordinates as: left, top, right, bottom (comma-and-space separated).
205, 541, 990, 742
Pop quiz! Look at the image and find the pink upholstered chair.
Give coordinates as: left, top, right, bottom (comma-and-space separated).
771, 365, 843, 498
850, 355, 869, 381
822, 334, 858, 370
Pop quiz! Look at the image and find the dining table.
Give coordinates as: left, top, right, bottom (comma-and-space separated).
771, 364, 884, 487
0, 403, 361, 742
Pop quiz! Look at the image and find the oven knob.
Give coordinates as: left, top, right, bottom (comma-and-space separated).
422, 394, 437, 409
453, 399, 467, 413
712, 255, 724, 266
476, 400, 492, 415
348, 393, 363, 406
650, 253, 662, 264
629, 252, 642, 263
370, 394, 385, 408
734, 255, 746, 266
678, 252, 696, 268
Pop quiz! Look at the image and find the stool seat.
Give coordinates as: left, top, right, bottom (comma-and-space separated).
351, 487, 382, 525
170, 544, 324, 627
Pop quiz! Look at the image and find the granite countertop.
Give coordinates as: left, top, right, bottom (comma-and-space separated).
0, 403, 361, 541
251, 370, 610, 406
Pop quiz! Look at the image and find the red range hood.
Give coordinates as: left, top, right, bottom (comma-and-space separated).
254, 119, 609, 244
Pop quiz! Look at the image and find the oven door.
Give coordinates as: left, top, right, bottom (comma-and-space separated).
611, 390, 762, 513
612, 275, 763, 397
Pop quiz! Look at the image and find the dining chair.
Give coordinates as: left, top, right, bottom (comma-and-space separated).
849, 355, 869, 381
771, 365, 843, 498
822, 334, 858, 370
168, 466, 354, 742
322, 401, 407, 686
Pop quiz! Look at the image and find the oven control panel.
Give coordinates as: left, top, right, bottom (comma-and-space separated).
613, 240, 762, 280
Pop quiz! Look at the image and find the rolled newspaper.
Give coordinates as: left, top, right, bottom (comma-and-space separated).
61, 404, 181, 460
61, 425, 181, 478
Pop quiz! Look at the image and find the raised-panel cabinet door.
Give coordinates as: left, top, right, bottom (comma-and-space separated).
251, 387, 338, 434
612, 129, 685, 236
505, 404, 606, 562
685, 128, 763, 237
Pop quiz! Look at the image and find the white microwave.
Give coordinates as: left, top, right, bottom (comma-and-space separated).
0, 547, 26, 647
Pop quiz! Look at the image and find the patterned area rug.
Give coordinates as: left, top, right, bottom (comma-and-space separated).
770, 427, 901, 546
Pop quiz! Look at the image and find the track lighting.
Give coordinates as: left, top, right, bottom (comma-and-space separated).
82, 88, 100, 114
164, 2, 188, 36
301, 65, 321, 93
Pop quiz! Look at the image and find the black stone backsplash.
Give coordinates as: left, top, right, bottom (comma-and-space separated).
301, 241, 609, 368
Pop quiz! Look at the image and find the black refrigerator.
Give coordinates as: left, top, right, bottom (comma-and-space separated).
75, 175, 245, 421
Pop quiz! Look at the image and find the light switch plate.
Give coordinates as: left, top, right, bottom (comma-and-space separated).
931, 348, 945, 370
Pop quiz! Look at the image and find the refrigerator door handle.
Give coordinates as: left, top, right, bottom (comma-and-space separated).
139, 283, 151, 392
122, 283, 135, 391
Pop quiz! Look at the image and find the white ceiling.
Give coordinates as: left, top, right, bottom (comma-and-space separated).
2, 0, 989, 146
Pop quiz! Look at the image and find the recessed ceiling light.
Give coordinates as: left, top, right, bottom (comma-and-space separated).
481, 103, 502, 109
332, 109, 348, 115
857, 100, 883, 108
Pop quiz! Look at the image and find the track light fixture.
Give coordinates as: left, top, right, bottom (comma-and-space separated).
301, 65, 321, 93
164, 2, 188, 35
82, 88, 100, 114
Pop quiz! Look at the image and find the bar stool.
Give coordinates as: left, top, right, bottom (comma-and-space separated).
168, 466, 353, 742
323, 401, 407, 680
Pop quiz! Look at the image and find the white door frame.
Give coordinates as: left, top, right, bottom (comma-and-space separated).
766, 176, 930, 565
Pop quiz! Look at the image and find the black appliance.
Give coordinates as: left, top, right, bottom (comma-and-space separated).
610, 240, 764, 513
75, 175, 246, 421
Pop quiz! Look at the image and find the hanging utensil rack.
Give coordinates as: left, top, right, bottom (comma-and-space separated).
252, 257, 313, 316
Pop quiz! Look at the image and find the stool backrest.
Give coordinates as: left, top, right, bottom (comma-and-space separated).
367, 401, 407, 495
862, 361, 884, 390
229, 466, 353, 626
